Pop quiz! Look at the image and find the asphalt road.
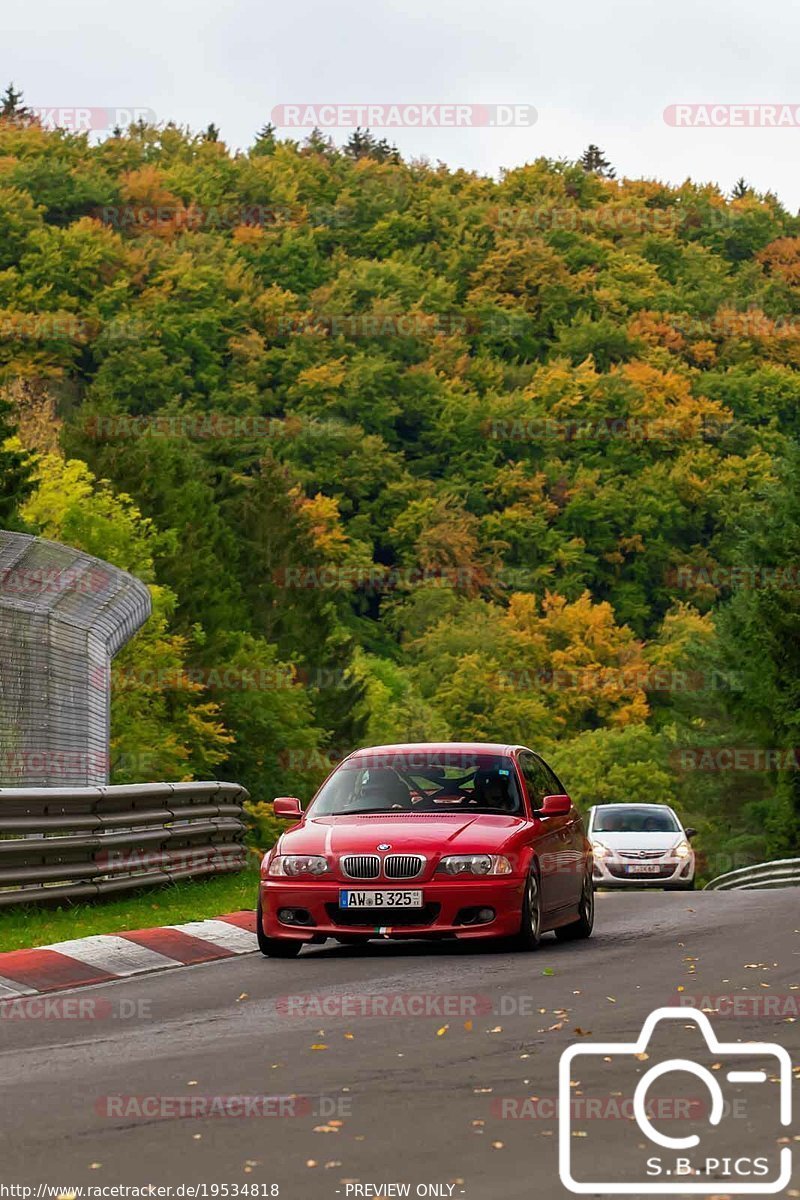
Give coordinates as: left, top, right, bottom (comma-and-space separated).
1, 891, 798, 1199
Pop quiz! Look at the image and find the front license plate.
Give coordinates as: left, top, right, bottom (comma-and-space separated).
625, 864, 662, 874
339, 890, 424, 908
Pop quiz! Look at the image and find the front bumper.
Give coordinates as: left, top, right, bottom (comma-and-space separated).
259, 877, 526, 941
593, 855, 695, 888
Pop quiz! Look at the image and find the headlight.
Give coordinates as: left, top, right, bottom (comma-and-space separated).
591, 840, 610, 859
673, 840, 692, 859
436, 854, 512, 876
267, 854, 329, 877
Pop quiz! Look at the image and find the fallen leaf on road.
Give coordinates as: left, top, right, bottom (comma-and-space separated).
311, 1044, 328, 1051
437, 1025, 449, 1036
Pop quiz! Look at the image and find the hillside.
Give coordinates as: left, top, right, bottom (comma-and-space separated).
1, 102, 799, 871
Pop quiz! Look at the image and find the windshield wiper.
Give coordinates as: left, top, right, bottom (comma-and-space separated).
326, 807, 410, 815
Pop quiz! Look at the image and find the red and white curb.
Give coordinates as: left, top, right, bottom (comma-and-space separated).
0, 911, 257, 996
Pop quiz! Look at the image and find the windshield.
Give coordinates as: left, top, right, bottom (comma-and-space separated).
309, 752, 523, 816
593, 806, 680, 834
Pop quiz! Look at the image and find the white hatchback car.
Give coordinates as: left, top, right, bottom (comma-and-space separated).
587, 803, 696, 890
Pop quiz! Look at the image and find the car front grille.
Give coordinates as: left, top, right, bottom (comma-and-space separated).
341, 854, 381, 879
326, 903, 440, 927
383, 854, 424, 879
617, 850, 666, 860
607, 864, 675, 879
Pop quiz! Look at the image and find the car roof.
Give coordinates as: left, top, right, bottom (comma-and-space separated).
346, 741, 521, 760
591, 802, 675, 811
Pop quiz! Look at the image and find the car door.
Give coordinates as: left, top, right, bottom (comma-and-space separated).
518, 750, 565, 912
539, 755, 585, 908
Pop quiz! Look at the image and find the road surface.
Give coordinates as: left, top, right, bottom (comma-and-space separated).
1, 891, 797, 1199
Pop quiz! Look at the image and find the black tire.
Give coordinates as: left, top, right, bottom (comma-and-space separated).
256, 896, 303, 958
511, 868, 543, 951
555, 871, 595, 941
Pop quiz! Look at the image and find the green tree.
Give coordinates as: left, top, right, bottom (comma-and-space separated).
251, 123, 277, 155
579, 144, 616, 178
343, 128, 400, 163
0, 83, 33, 124
21, 454, 234, 782
0, 409, 33, 529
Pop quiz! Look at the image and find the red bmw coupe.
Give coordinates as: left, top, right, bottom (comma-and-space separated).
257, 742, 593, 956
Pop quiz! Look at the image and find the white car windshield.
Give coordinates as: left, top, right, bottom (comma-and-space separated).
593, 806, 680, 833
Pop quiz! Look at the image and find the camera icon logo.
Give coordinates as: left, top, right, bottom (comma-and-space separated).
558, 1006, 792, 1194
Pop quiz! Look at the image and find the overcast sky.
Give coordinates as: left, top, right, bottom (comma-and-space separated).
7, 0, 800, 210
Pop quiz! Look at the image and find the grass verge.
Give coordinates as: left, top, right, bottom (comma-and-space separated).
0, 865, 261, 953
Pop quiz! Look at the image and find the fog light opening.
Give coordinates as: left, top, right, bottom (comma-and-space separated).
278, 907, 313, 926
456, 906, 496, 926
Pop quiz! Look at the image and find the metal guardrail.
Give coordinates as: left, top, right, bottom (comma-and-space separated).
0, 781, 249, 906
704, 857, 800, 891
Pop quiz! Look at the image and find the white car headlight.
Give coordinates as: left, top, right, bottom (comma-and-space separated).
437, 854, 512, 876
591, 840, 610, 859
673, 840, 692, 859
267, 854, 329, 877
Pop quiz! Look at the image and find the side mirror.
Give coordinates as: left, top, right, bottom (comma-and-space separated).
684, 827, 697, 839
273, 796, 303, 819
540, 794, 572, 817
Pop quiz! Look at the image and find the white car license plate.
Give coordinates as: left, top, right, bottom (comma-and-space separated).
625, 864, 662, 874
339, 890, 423, 908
